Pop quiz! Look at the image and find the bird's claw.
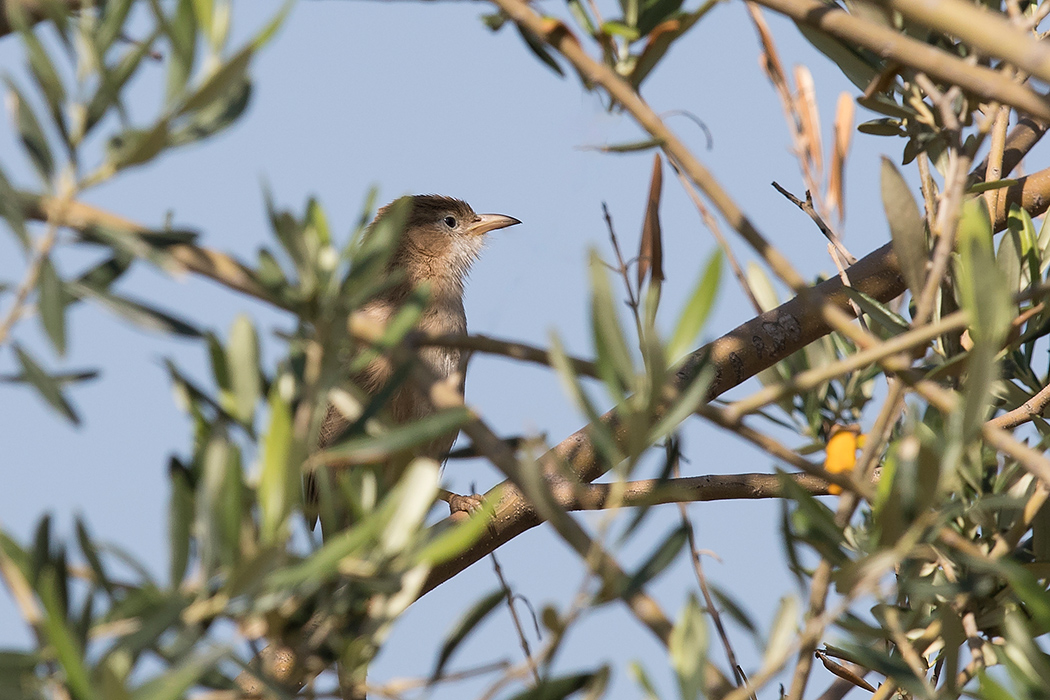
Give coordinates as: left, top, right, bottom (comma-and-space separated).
447, 493, 484, 522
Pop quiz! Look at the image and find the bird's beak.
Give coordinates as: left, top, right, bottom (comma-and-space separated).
468, 213, 521, 236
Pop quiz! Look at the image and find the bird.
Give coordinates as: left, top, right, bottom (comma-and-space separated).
309, 194, 520, 528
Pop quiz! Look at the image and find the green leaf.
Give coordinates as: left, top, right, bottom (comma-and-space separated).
69, 282, 201, 337
380, 458, 441, 556
432, 589, 507, 680
764, 595, 799, 668
415, 494, 499, 565
129, 649, 226, 700
37, 256, 67, 356
637, 0, 685, 35
39, 569, 98, 700
4, 79, 54, 181
20, 23, 68, 143
880, 157, 927, 300
168, 461, 193, 586
13, 344, 79, 424
844, 287, 910, 336
167, 78, 251, 147
669, 594, 707, 700
968, 178, 1019, 194
622, 524, 689, 599
257, 381, 295, 546
96, 0, 135, 53
106, 122, 171, 170
74, 518, 113, 598
196, 436, 243, 573
857, 118, 904, 136
515, 24, 565, 77
165, 0, 198, 103
955, 197, 1011, 439
648, 362, 713, 444
320, 407, 471, 464
86, 28, 164, 135
225, 314, 261, 424
590, 250, 635, 402
797, 24, 881, 89
667, 251, 720, 363
505, 673, 599, 700
0, 166, 30, 249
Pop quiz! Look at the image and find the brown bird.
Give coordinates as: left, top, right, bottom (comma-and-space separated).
310, 195, 520, 527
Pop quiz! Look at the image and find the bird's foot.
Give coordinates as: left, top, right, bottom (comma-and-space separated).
443, 491, 484, 522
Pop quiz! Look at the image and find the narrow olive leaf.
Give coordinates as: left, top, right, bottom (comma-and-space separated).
549, 331, 625, 466
38, 570, 98, 700
631, 7, 709, 89
4, 79, 54, 181
796, 24, 881, 91
1006, 203, 1040, 289
505, 673, 597, 700
21, 22, 68, 135
857, 118, 905, 136
13, 345, 79, 424
380, 458, 441, 556
764, 595, 799, 667
322, 407, 471, 464
431, 589, 507, 681
621, 524, 689, 600
997, 220, 1023, 298
638, 153, 664, 289
515, 23, 565, 77
0, 369, 98, 384
637, 0, 685, 35
167, 78, 251, 147
225, 314, 261, 424
0, 166, 29, 249
37, 257, 67, 356
106, 121, 171, 170
258, 382, 294, 547
415, 494, 499, 565
956, 197, 1011, 441
75, 254, 133, 294
589, 251, 635, 400
969, 178, 1021, 195
647, 363, 713, 443
843, 288, 910, 336
880, 157, 927, 300
628, 661, 662, 700
128, 648, 226, 700
168, 460, 193, 586
69, 282, 201, 337
580, 138, 664, 153
165, 0, 198, 103
670, 594, 707, 700
74, 518, 113, 598
667, 251, 721, 363
86, 28, 161, 134
96, 0, 136, 53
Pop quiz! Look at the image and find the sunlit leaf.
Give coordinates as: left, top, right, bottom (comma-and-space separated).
670, 594, 707, 700
667, 251, 720, 363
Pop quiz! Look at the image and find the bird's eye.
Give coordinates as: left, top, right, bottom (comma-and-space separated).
443, 215, 458, 228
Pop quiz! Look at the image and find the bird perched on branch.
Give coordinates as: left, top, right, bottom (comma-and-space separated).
310, 194, 520, 526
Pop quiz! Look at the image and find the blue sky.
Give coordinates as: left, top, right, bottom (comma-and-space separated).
0, 0, 940, 696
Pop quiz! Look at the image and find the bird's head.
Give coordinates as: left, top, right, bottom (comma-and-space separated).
376, 195, 520, 291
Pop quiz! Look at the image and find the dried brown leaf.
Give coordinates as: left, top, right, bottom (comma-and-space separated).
828, 92, 855, 223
